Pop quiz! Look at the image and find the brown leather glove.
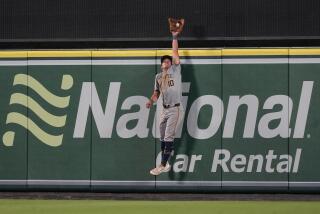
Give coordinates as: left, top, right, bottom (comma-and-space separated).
168, 18, 185, 33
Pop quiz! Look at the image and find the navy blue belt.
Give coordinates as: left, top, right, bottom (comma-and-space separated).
163, 103, 180, 109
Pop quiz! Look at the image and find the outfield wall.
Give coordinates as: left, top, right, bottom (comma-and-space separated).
0, 48, 320, 192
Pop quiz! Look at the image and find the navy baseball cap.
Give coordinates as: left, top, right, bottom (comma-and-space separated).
161, 55, 172, 64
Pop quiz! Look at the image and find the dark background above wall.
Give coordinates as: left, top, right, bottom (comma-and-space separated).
1, 0, 320, 48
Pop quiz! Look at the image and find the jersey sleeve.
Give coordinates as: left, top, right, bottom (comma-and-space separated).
172, 64, 181, 73
154, 75, 160, 92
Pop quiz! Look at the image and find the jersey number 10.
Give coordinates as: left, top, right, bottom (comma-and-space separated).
168, 80, 174, 87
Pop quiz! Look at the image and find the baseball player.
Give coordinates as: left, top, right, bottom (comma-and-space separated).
146, 30, 182, 176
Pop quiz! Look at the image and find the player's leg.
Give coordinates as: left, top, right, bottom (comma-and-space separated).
159, 111, 167, 160
150, 107, 179, 175
150, 109, 168, 175
162, 107, 179, 167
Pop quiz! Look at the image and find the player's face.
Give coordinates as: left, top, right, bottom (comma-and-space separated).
161, 59, 172, 70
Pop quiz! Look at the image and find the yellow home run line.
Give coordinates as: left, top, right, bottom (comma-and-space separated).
289, 49, 320, 55
10, 93, 67, 128
6, 112, 63, 147
222, 49, 288, 56
0, 51, 27, 58
13, 74, 70, 108
28, 51, 91, 58
0, 49, 320, 57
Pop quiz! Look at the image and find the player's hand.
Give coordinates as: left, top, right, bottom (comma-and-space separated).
146, 100, 153, 108
172, 31, 179, 37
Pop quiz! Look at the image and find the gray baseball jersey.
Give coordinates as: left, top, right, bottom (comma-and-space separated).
154, 64, 182, 106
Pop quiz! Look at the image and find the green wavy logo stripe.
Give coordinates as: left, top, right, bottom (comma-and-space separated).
9, 93, 67, 127
2, 74, 73, 147
13, 74, 72, 108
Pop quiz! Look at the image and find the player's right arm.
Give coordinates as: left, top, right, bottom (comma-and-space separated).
147, 75, 161, 108
146, 90, 160, 108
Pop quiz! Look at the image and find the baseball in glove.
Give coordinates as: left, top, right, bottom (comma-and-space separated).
168, 18, 185, 33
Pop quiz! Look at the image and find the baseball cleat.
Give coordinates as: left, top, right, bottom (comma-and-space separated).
163, 163, 171, 172
150, 163, 171, 176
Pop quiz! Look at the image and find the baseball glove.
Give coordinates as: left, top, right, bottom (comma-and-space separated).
168, 18, 185, 33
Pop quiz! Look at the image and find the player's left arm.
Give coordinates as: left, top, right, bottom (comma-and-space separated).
172, 31, 180, 65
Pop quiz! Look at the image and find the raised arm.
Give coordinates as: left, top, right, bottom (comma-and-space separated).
172, 31, 180, 65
